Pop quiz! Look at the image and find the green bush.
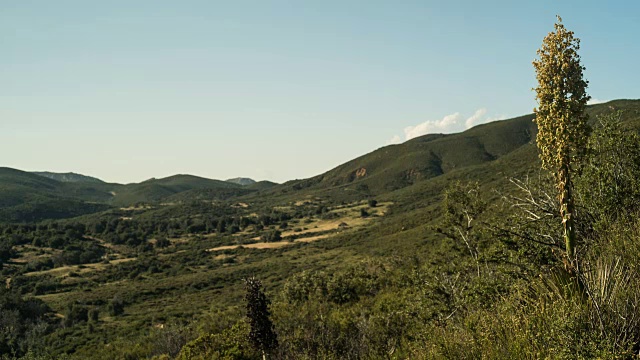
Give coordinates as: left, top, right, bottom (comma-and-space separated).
177, 322, 257, 360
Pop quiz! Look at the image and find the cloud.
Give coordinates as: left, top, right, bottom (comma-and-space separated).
587, 98, 607, 105
465, 108, 488, 129
385, 135, 402, 145
387, 108, 497, 145
403, 112, 463, 141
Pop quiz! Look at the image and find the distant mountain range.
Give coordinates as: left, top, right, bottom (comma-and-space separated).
0, 170, 278, 222
1, 99, 638, 223
33, 172, 264, 187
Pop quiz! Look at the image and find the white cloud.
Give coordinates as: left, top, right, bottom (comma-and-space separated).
385, 135, 402, 145
403, 112, 463, 141
465, 108, 488, 129
387, 108, 497, 145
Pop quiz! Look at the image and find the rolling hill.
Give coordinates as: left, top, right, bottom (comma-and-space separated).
0, 168, 113, 222
1, 100, 638, 222
113, 175, 250, 205
269, 100, 640, 201
0, 171, 266, 221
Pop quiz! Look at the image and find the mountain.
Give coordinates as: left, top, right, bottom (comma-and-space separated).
32, 171, 104, 183
1, 100, 638, 222
0, 171, 255, 220
112, 174, 248, 205
0, 167, 113, 222
247, 180, 279, 190
270, 100, 640, 201
226, 177, 257, 186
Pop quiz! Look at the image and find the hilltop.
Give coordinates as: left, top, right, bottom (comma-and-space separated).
226, 177, 257, 186
32, 171, 104, 183
265, 100, 640, 204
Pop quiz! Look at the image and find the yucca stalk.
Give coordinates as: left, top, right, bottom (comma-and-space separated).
533, 16, 590, 266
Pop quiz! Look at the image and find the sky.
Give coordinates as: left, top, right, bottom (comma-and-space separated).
2, 0, 639, 184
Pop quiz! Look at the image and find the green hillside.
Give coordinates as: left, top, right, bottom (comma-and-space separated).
0, 168, 113, 221
247, 180, 279, 190
0, 172, 266, 221
110, 175, 246, 205
268, 100, 639, 202
267, 114, 537, 203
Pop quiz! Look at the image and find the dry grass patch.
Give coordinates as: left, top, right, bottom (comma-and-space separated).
206, 242, 290, 251
206, 201, 391, 252
292, 234, 331, 243
119, 205, 153, 211
12, 245, 61, 264
281, 201, 392, 238
231, 202, 250, 208
207, 234, 331, 252
24, 258, 136, 278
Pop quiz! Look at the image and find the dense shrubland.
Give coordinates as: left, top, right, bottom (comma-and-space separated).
164, 111, 640, 359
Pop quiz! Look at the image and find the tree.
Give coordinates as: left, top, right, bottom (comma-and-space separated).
243, 277, 278, 359
436, 181, 486, 276
533, 16, 590, 265
577, 111, 640, 221
0, 242, 16, 268
63, 303, 88, 327
107, 296, 125, 317
260, 230, 281, 243
0, 287, 51, 356
217, 218, 227, 234
155, 236, 171, 249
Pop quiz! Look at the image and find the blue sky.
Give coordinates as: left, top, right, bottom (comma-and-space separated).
2, 1, 638, 183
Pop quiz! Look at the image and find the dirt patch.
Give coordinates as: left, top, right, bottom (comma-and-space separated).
206, 234, 331, 252
243, 242, 291, 249
293, 234, 331, 243
207, 242, 289, 251
282, 211, 376, 237
356, 167, 367, 178
208, 245, 238, 251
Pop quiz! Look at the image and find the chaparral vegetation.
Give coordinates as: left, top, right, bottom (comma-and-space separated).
2, 17, 640, 360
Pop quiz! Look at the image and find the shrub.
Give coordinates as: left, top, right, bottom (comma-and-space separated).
260, 230, 281, 243
107, 296, 125, 317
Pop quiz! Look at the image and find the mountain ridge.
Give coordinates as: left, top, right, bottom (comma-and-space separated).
2, 99, 638, 221
226, 177, 257, 186
32, 171, 104, 183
